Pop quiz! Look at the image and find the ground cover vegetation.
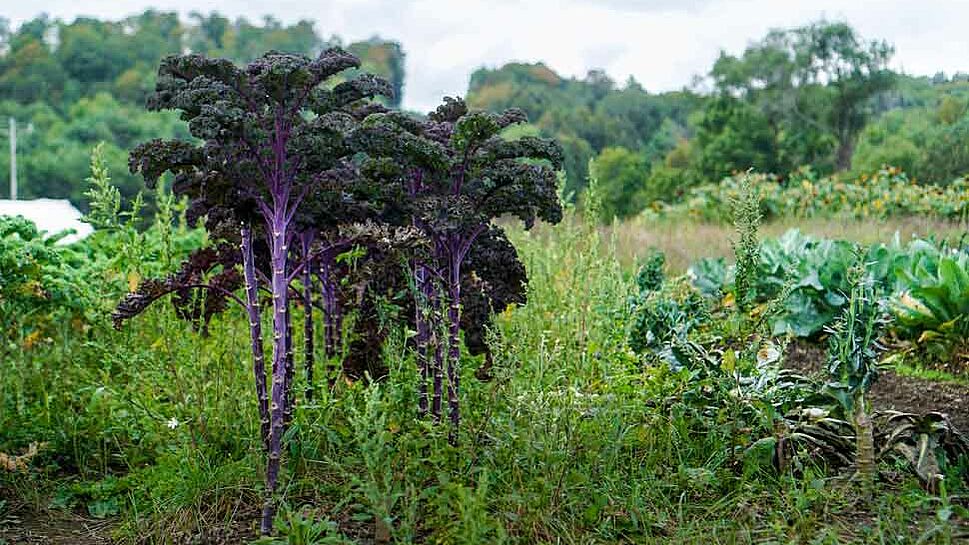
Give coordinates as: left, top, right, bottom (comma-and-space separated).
2, 158, 969, 543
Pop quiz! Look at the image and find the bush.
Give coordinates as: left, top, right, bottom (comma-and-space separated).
659, 167, 969, 223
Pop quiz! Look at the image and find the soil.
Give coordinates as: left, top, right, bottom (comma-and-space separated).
0, 502, 261, 545
785, 341, 969, 432
0, 510, 114, 545
0, 502, 381, 544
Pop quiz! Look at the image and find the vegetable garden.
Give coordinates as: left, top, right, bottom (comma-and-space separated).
1, 47, 968, 545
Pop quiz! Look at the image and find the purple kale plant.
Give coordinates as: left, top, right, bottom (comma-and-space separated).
120, 48, 390, 534
354, 97, 563, 439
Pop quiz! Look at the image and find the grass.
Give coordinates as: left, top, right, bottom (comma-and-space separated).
1, 212, 967, 544
891, 361, 969, 386
608, 215, 969, 272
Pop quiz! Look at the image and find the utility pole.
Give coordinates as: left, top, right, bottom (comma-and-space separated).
9, 117, 16, 200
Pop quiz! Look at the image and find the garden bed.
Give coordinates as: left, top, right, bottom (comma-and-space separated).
785, 341, 969, 431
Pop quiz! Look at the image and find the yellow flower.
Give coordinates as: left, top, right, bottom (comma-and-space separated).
22, 330, 42, 350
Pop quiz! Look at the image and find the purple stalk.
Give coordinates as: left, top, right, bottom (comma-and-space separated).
300, 234, 315, 401
439, 227, 483, 443
446, 252, 462, 442
414, 264, 430, 417
283, 284, 295, 426
431, 283, 445, 422
318, 254, 340, 386
261, 210, 291, 534
242, 225, 270, 451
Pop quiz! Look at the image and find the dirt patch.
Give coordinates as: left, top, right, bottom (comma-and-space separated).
784, 341, 969, 432
0, 510, 114, 545
0, 503, 264, 545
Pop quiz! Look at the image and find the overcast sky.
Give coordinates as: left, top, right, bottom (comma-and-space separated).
8, 1, 969, 111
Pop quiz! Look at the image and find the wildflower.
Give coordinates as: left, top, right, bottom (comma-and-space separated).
167, 417, 180, 429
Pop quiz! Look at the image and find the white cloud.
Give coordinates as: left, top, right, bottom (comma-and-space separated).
6, 1, 969, 111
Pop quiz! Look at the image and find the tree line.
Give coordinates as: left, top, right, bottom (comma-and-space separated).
0, 10, 404, 207
469, 21, 969, 219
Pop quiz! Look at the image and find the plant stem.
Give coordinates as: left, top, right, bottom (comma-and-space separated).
319, 255, 339, 386
431, 284, 444, 422
446, 254, 462, 444
414, 264, 430, 417
261, 213, 290, 535
241, 225, 270, 452
301, 234, 315, 401
854, 391, 875, 496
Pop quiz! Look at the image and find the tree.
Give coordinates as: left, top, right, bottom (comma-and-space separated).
0, 25, 67, 103
921, 116, 969, 183
711, 20, 895, 172
348, 38, 406, 108
693, 96, 780, 181
589, 147, 650, 219
56, 18, 129, 88
467, 62, 698, 196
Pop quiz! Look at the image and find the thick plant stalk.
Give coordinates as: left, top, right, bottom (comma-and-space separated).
262, 211, 291, 535
854, 391, 875, 494
319, 255, 340, 386
414, 264, 430, 416
283, 289, 295, 426
241, 225, 270, 451
446, 256, 462, 441
300, 235, 315, 401
430, 285, 445, 422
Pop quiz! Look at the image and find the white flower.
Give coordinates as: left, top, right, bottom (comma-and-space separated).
166, 417, 180, 429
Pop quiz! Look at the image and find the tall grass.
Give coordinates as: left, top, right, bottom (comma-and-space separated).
608, 216, 969, 273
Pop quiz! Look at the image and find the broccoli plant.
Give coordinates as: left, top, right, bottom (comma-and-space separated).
354, 97, 563, 437
119, 49, 390, 534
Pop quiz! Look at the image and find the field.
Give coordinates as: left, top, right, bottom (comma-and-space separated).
2, 200, 968, 544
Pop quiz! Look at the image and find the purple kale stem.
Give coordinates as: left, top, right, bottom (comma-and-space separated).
300, 233, 315, 401
262, 209, 291, 535
414, 263, 430, 417
446, 247, 463, 443
284, 258, 296, 427
442, 227, 483, 442
318, 253, 338, 387
431, 281, 444, 422
242, 225, 270, 451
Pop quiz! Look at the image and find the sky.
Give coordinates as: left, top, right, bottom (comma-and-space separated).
7, 1, 969, 111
